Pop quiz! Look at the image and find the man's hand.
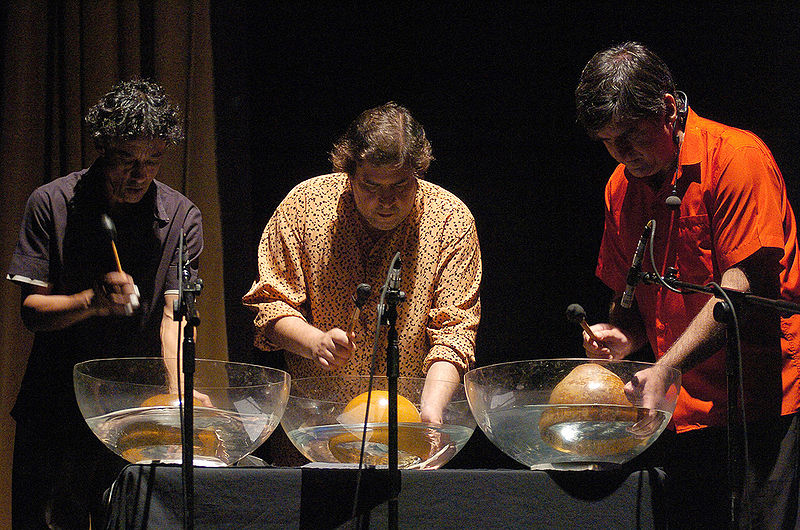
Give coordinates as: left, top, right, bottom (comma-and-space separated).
624, 364, 677, 437
92, 271, 140, 316
308, 328, 354, 370
583, 323, 638, 360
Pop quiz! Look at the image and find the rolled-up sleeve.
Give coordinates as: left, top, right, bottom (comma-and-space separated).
242, 191, 308, 351
7, 188, 55, 288
423, 214, 481, 374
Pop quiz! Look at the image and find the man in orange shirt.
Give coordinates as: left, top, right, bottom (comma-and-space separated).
576, 42, 799, 528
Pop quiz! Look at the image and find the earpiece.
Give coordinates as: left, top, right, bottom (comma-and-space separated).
665, 91, 688, 210
675, 91, 688, 130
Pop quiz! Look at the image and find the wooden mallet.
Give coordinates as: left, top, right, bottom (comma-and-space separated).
100, 214, 139, 314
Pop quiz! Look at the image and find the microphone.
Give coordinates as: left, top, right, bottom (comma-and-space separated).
565, 303, 603, 345
665, 185, 682, 209
620, 220, 654, 309
379, 253, 404, 325
666, 92, 688, 210
388, 257, 401, 291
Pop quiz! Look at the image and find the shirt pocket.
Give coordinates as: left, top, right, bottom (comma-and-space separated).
675, 214, 714, 284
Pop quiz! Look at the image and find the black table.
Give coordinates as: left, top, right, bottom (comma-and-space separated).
106, 464, 666, 529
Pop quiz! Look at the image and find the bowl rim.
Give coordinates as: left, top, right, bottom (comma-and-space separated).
73, 356, 291, 390
287, 375, 468, 403
464, 357, 681, 378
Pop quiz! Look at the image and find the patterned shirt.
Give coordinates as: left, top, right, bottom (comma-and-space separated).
242, 173, 481, 379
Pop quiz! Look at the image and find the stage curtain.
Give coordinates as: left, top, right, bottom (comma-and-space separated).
0, 1, 227, 526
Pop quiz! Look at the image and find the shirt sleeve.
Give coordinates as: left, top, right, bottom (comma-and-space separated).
712, 144, 787, 272
6, 188, 54, 288
596, 180, 629, 294
422, 212, 482, 375
242, 192, 309, 351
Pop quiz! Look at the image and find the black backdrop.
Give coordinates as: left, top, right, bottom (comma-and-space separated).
213, 3, 800, 367
211, 3, 800, 467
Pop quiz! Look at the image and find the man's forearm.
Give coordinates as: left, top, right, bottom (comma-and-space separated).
21, 290, 97, 331
267, 316, 322, 360
420, 360, 461, 423
657, 298, 727, 372
657, 266, 749, 373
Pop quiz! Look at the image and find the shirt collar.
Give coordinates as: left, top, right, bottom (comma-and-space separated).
678, 107, 702, 167
151, 181, 170, 224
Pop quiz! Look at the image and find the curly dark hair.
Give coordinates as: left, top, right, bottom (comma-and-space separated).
84, 79, 183, 150
575, 42, 676, 136
330, 102, 433, 177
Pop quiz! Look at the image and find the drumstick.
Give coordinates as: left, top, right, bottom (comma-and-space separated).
565, 303, 603, 345
347, 283, 372, 334
100, 214, 123, 273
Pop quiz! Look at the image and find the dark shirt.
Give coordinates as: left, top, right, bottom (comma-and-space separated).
6, 163, 203, 434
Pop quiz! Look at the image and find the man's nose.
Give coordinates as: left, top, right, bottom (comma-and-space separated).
130, 161, 146, 178
377, 189, 397, 204
608, 141, 632, 162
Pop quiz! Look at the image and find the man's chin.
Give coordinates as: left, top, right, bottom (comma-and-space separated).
368, 217, 401, 231
110, 192, 147, 205
624, 165, 654, 179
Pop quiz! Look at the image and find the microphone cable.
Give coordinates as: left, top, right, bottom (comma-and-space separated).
643, 220, 752, 525
707, 282, 751, 527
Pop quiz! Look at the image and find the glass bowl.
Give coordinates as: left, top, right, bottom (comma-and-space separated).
464, 359, 681, 470
280, 376, 476, 469
74, 357, 290, 467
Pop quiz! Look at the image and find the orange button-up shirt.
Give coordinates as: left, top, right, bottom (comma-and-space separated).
243, 174, 481, 380
597, 109, 800, 432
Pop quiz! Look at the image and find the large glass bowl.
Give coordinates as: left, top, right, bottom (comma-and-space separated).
281, 376, 476, 469
74, 358, 290, 467
464, 359, 681, 470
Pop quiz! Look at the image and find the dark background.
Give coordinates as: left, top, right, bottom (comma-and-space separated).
211, 4, 800, 465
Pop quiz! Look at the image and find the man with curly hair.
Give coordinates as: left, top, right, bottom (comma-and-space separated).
6, 79, 203, 528
243, 102, 481, 464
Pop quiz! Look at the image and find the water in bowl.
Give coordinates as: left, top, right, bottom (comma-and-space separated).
286, 422, 474, 469
483, 404, 670, 470
86, 405, 280, 466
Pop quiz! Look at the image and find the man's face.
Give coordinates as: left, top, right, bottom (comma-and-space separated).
351, 163, 418, 232
595, 117, 675, 180
101, 138, 166, 205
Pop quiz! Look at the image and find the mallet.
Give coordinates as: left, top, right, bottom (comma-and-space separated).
565, 303, 603, 345
347, 283, 372, 334
100, 214, 123, 273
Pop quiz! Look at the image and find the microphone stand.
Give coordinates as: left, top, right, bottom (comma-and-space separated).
639, 269, 800, 529
381, 273, 404, 530
173, 230, 203, 530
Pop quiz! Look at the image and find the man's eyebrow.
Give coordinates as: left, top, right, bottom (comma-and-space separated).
115, 149, 164, 159
597, 125, 635, 142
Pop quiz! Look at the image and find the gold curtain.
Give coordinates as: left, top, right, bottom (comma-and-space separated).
0, 1, 227, 526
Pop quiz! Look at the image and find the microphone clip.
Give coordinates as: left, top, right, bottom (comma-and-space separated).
380, 255, 405, 325
380, 289, 405, 325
